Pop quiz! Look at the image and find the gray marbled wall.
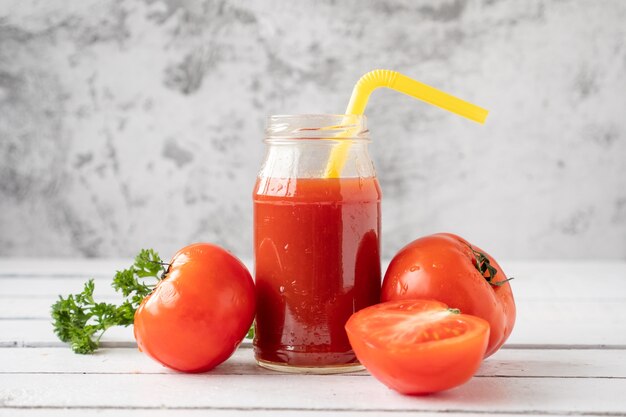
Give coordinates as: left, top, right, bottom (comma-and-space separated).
1, 0, 625, 260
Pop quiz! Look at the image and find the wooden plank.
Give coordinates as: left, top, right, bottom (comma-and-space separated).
2, 261, 625, 301
0, 259, 623, 280
0, 258, 131, 277
0, 258, 253, 277
505, 298, 626, 345
1, 260, 624, 348
0, 373, 625, 414
499, 260, 626, 300
0, 319, 242, 348
481, 348, 626, 378
2, 296, 624, 348
0, 320, 136, 348
0, 347, 624, 379
4, 289, 626, 323
0, 410, 584, 417
0, 297, 119, 319
1, 277, 150, 297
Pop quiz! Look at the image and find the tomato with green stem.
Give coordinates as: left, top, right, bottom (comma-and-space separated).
134, 243, 256, 373
381, 233, 515, 357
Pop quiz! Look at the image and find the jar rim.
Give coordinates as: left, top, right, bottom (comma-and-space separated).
265, 114, 369, 140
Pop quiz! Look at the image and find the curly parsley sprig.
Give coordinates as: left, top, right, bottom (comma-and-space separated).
51, 249, 166, 354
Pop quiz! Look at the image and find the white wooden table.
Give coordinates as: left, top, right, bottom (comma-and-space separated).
1, 258, 625, 416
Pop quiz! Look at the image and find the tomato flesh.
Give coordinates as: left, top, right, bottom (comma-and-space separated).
345, 299, 489, 395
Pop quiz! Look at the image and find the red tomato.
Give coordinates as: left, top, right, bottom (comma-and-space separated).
381, 233, 515, 357
345, 299, 489, 394
134, 243, 255, 372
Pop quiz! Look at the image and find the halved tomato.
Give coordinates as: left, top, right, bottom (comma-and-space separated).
345, 299, 489, 395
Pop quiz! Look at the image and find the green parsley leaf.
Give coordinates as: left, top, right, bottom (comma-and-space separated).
51, 250, 166, 354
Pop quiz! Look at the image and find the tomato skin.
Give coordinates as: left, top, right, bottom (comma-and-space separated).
134, 243, 255, 373
381, 233, 515, 358
345, 299, 489, 395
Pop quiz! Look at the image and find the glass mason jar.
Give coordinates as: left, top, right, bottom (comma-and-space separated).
253, 114, 382, 373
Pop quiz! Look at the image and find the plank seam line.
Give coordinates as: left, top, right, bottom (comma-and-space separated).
0, 295, 119, 299
0, 274, 111, 278
0, 405, 624, 416
0, 317, 48, 321
0, 371, 624, 379
3, 343, 626, 350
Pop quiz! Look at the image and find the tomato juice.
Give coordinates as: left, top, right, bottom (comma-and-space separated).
253, 176, 381, 368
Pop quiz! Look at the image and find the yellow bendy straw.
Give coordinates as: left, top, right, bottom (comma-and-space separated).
323, 69, 489, 178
